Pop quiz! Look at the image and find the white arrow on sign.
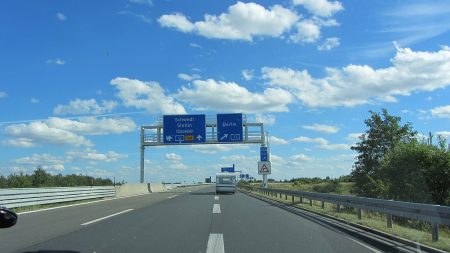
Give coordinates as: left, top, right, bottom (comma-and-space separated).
220, 134, 228, 140
166, 136, 173, 142
196, 135, 203, 141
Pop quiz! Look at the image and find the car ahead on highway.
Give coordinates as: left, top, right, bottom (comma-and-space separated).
216, 173, 236, 194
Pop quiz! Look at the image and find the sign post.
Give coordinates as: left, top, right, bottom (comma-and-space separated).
163, 115, 206, 144
217, 113, 243, 143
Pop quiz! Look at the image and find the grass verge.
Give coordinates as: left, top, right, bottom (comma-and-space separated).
245, 189, 450, 252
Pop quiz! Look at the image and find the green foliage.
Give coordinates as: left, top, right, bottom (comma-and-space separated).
381, 139, 450, 205
0, 167, 114, 188
312, 180, 341, 193
351, 109, 416, 197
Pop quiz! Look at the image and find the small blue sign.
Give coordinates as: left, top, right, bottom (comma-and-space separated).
163, 115, 206, 144
221, 167, 235, 173
260, 147, 268, 161
217, 113, 243, 143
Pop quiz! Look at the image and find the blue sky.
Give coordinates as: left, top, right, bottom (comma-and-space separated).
1, 0, 450, 183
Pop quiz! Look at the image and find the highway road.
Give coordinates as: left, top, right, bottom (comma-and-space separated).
0, 185, 381, 253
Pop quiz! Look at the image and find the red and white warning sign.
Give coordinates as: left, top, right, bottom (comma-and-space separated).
258, 161, 271, 175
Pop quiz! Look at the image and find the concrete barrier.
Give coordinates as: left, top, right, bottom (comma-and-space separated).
115, 183, 149, 197
148, 183, 166, 193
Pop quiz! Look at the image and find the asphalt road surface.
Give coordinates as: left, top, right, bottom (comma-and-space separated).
0, 185, 380, 253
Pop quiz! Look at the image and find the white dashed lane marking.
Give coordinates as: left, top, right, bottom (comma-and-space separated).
206, 233, 224, 253
213, 204, 221, 214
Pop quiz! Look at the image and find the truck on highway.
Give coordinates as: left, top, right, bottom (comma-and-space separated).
215, 173, 236, 194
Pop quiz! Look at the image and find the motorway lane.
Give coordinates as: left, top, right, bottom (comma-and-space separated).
6, 186, 378, 253
0, 185, 207, 253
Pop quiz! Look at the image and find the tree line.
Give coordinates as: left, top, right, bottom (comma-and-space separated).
351, 109, 450, 205
0, 166, 116, 188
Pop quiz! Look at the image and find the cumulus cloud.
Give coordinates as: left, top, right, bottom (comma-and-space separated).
3, 117, 136, 147
431, 105, 450, 118
346, 132, 363, 141
190, 144, 249, 154
66, 148, 125, 162
290, 153, 313, 162
292, 136, 350, 150
270, 136, 288, 145
111, 77, 186, 114
262, 45, 450, 108
159, 1, 299, 41
302, 123, 339, 133
129, 0, 153, 5
176, 79, 293, 113
30, 98, 39, 104
54, 98, 118, 115
317, 37, 340, 51
178, 73, 201, 81
290, 20, 321, 43
0, 91, 6, 98
436, 131, 450, 139
293, 0, 343, 17
165, 153, 182, 161
254, 114, 276, 126
15, 153, 65, 171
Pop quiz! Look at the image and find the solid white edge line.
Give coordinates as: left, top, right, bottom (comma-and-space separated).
346, 237, 382, 253
81, 209, 133, 226
167, 195, 178, 199
214, 196, 219, 200
213, 204, 221, 214
206, 233, 224, 253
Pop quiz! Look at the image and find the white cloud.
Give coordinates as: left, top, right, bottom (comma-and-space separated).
4, 121, 92, 147
346, 132, 363, 141
302, 123, 339, 133
30, 98, 39, 104
431, 105, 450, 118
317, 37, 340, 51
178, 73, 201, 81
111, 77, 186, 114
2, 138, 35, 147
270, 136, 288, 145
159, 2, 299, 41
254, 114, 276, 126
292, 136, 328, 145
3, 117, 136, 147
262, 45, 450, 108
242, 69, 254, 81
46, 58, 65, 65
56, 12, 66, 21
221, 154, 247, 162
176, 79, 293, 113
66, 148, 125, 162
292, 136, 349, 150
290, 20, 320, 43
436, 131, 450, 139
14, 153, 65, 171
190, 144, 249, 154
293, 0, 343, 17
54, 99, 118, 115
165, 153, 182, 161
290, 154, 313, 162
158, 13, 195, 32
0, 91, 6, 98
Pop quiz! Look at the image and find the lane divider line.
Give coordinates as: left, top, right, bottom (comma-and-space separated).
168, 195, 178, 199
214, 196, 219, 200
346, 237, 382, 253
81, 209, 133, 226
206, 233, 224, 253
213, 204, 221, 214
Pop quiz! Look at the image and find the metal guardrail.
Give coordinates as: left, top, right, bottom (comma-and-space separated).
0, 186, 116, 209
241, 186, 450, 242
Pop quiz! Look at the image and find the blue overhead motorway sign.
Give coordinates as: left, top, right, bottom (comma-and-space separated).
163, 115, 206, 144
217, 113, 243, 143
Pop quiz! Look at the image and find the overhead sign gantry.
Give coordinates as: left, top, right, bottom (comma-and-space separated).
140, 113, 269, 185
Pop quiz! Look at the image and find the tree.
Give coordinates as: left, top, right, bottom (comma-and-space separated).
351, 109, 416, 197
31, 166, 52, 187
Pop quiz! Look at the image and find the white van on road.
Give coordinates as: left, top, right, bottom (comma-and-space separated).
215, 173, 236, 194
